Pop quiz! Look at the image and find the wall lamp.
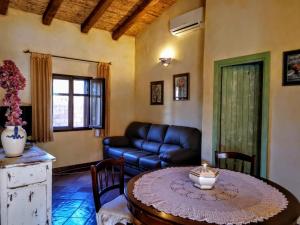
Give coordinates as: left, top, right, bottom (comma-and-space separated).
159, 57, 172, 67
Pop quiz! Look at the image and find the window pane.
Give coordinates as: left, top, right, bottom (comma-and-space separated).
90, 79, 102, 97
74, 80, 88, 94
90, 79, 104, 128
90, 97, 102, 128
73, 96, 89, 128
53, 95, 69, 127
53, 79, 69, 94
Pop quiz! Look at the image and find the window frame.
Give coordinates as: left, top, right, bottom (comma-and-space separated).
52, 74, 92, 132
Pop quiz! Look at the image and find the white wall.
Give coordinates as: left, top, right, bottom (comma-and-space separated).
0, 8, 135, 168
135, 0, 204, 130
202, 0, 300, 200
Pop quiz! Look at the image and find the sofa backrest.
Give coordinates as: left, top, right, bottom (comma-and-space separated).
125, 122, 201, 155
160, 125, 201, 153
125, 122, 151, 149
143, 124, 168, 153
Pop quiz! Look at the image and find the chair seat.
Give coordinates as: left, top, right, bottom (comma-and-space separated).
96, 195, 132, 225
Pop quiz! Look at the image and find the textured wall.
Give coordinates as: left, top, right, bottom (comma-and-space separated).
135, 0, 204, 130
203, 0, 300, 200
0, 8, 135, 168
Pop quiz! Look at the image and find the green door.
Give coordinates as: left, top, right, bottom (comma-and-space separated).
218, 62, 263, 175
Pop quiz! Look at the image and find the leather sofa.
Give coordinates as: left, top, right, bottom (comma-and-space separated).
103, 122, 201, 175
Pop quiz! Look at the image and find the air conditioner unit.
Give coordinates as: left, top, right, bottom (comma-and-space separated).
170, 7, 204, 36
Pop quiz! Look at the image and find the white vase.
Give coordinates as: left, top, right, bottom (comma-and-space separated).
1, 126, 27, 157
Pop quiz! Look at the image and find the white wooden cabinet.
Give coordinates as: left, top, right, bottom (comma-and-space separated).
0, 146, 55, 225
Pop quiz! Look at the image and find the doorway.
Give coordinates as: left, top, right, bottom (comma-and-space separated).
212, 52, 270, 178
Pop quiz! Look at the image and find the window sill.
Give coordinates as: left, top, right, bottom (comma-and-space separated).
53, 128, 92, 132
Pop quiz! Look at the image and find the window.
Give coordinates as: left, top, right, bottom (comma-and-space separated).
52, 74, 104, 131
90, 79, 105, 129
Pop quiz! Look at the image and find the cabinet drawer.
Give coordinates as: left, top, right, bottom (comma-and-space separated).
7, 184, 47, 225
6, 164, 47, 188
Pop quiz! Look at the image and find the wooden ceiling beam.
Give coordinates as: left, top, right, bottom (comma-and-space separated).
0, 0, 9, 15
112, 0, 159, 40
42, 0, 64, 25
81, 0, 114, 33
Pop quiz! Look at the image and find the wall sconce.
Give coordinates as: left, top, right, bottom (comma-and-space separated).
159, 47, 175, 67
159, 57, 172, 67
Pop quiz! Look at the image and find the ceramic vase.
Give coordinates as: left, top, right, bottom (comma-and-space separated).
1, 126, 27, 157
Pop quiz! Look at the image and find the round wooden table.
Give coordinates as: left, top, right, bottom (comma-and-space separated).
125, 171, 300, 225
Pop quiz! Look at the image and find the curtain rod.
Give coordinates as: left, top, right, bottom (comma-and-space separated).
23, 50, 112, 65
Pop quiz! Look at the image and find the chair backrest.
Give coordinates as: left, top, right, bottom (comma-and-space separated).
215, 151, 255, 176
91, 157, 125, 212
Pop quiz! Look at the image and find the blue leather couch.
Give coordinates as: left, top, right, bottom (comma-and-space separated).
103, 122, 202, 175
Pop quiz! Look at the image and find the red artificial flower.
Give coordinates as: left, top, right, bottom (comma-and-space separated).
0, 60, 26, 126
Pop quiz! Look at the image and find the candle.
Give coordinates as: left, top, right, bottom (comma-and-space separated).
203, 163, 208, 171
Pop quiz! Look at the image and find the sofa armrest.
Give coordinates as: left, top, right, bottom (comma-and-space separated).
103, 136, 130, 147
159, 149, 197, 164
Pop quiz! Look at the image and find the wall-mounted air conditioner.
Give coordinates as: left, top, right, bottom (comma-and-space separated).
169, 7, 204, 36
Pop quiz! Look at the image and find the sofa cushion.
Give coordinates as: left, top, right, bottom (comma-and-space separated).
108, 147, 137, 159
123, 151, 152, 166
159, 144, 181, 154
103, 136, 130, 147
139, 155, 161, 170
164, 125, 201, 150
159, 148, 198, 164
131, 138, 144, 149
125, 122, 151, 140
142, 141, 162, 154
147, 124, 168, 142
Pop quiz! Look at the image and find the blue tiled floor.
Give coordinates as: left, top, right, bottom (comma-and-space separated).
52, 170, 131, 225
52, 171, 97, 225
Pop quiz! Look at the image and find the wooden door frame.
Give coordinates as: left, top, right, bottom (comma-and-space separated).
212, 52, 270, 178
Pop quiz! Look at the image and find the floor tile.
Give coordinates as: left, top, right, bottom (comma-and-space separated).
63, 217, 88, 225
80, 200, 95, 209
53, 207, 78, 217
61, 185, 81, 193
52, 170, 129, 225
52, 217, 69, 225
53, 191, 77, 200
71, 191, 91, 200
71, 206, 94, 218
78, 187, 92, 192
56, 200, 83, 209
85, 214, 97, 225
53, 186, 66, 192
52, 199, 65, 211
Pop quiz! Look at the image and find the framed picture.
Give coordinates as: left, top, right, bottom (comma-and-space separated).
283, 49, 300, 86
150, 81, 164, 105
173, 73, 189, 100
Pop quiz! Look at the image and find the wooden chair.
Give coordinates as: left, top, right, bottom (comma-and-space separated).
215, 151, 256, 176
91, 157, 132, 225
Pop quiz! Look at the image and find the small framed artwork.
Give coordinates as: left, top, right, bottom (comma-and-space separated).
173, 73, 190, 100
283, 49, 300, 86
150, 81, 164, 105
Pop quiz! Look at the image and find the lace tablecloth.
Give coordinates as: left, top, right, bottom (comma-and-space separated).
133, 167, 288, 225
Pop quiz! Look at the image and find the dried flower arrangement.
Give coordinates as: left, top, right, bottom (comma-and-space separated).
0, 60, 26, 126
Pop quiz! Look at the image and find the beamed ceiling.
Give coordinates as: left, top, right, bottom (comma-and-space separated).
0, 0, 176, 40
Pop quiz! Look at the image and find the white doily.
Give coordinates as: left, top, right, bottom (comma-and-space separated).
133, 167, 288, 225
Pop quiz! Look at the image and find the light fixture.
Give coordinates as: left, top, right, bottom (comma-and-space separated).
159, 57, 172, 67
159, 47, 175, 67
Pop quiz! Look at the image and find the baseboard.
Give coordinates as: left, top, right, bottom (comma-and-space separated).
53, 161, 99, 174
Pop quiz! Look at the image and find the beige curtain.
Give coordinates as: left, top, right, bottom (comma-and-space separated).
31, 53, 53, 142
97, 62, 111, 137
